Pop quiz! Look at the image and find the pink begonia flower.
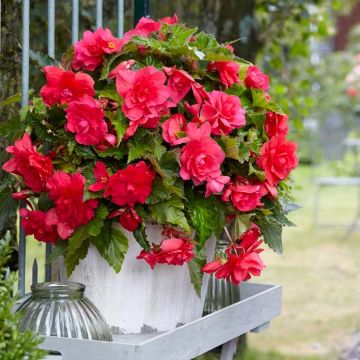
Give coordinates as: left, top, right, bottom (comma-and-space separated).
109, 60, 136, 79
72, 28, 123, 71
179, 123, 230, 196
264, 111, 288, 138
137, 238, 194, 269
244, 65, 270, 91
119, 208, 142, 231
159, 14, 179, 25
2, 133, 53, 192
104, 161, 155, 207
257, 136, 298, 186
222, 176, 266, 212
20, 209, 58, 244
186, 90, 246, 136
161, 114, 187, 145
199, 90, 246, 135
88, 161, 110, 192
95, 132, 117, 152
122, 17, 161, 44
40, 66, 95, 107
208, 61, 240, 88
115, 66, 170, 139
46, 171, 98, 240
65, 95, 111, 146
202, 224, 265, 285
163, 67, 195, 106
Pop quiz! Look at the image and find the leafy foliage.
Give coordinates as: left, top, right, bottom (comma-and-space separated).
149, 197, 191, 234
188, 248, 207, 297
0, 242, 46, 360
254, 199, 295, 254
64, 204, 109, 274
91, 221, 129, 273
185, 187, 227, 248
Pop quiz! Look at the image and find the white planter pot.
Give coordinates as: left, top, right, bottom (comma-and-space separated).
69, 225, 216, 334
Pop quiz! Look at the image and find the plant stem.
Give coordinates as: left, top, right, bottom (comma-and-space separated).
223, 226, 233, 244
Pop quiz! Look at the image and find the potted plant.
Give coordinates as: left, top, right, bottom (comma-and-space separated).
2, 15, 298, 334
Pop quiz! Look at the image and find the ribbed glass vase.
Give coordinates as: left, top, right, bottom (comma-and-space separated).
203, 239, 240, 315
17, 282, 112, 341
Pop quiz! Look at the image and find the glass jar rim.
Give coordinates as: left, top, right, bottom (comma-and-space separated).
31, 282, 85, 298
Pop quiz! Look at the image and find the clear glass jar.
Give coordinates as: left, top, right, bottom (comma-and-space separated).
203, 239, 240, 315
17, 282, 112, 341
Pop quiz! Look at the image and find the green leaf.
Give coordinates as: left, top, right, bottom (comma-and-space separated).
168, 25, 197, 48
248, 162, 266, 181
218, 136, 240, 160
64, 238, 90, 275
233, 214, 252, 240
256, 216, 283, 254
188, 248, 207, 297
153, 133, 167, 160
74, 146, 98, 160
38, 193, 54, 212
46, 240, 68, 264
158, 150, 180, 178
149, 197, 190, 234
106, 110, 128, 145
61, 46, 74, 69
147, 177, 184, 204
96, 146, 127, 160
251, 88, 268, 108
128, 141, 151, 163
29, 50, 59, 67
91, 221, 129, 273
133, 223, 150, 251
66, 204, 109, 257
67, 140, 76, 155
32, 97, 47, 116
185, 188, 227, 248
0, 93, 21, 107
131, 36, 169, 54
88, 204, 109, 236
98, 88, 122, 103
127, 131, 165, 163
100, 53, 122, 80
254, 199, 295, 254
0, 116, 24, 142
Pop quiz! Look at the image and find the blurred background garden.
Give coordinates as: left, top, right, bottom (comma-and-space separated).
1, 0, 360, 359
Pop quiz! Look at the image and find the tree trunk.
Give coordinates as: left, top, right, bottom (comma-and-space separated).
0, 0, 22, 269
199, 0, 259, 62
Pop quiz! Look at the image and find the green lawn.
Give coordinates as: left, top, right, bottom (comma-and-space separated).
247, 165, 360, 359
25, 165, 360, 359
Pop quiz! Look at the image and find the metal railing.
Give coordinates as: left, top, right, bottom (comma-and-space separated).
18, 0, 150, 297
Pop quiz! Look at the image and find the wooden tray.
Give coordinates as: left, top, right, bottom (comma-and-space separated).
40, 283, 281, 360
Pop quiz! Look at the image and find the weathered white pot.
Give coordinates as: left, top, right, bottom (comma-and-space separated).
69, 225, 216, 334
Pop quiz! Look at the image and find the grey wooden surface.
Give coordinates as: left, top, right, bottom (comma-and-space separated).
40, 283, 282, 360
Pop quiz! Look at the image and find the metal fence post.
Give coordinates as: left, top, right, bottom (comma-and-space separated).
19, 0, 30, 297
134, 0, 150, 26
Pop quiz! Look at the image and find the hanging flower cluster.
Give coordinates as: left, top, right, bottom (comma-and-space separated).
3, 15, 298, 288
